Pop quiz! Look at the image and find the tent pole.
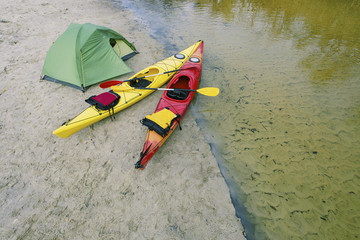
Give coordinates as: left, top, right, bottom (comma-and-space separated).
80, 50, 86, 91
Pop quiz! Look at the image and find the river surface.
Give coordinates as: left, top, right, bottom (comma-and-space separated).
113, 0, 360, 239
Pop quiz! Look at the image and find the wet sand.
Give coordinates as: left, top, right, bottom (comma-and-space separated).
0, 0, 246, 239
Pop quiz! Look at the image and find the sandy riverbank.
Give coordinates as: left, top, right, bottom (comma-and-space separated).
0, 0, 246, 239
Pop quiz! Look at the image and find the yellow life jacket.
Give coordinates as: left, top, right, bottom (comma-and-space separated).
141, 108, 181, 136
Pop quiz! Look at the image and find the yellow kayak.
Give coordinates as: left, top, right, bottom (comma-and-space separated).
53, 40, 202, 138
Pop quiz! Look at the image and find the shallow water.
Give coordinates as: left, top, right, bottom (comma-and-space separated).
113, 0, 360, 239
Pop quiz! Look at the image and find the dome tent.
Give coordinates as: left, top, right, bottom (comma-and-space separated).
41, 23, 137, 91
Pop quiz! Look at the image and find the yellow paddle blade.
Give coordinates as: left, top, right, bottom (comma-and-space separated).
111, 85, 135, 92
197, 87, 220, 96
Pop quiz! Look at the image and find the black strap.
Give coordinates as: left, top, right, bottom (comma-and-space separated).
174, 114, 182, 130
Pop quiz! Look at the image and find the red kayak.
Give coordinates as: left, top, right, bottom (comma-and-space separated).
135, 41, 204, 169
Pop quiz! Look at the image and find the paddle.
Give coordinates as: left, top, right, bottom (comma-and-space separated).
111, 85, 220, 97
99, 69, 183, 88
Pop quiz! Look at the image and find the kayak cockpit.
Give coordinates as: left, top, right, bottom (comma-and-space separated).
130, 79, 152, 88
128, 67, 160, 88
167, 76, 190, 100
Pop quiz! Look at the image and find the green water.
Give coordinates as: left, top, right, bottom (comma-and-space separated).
114, 0, 360, 239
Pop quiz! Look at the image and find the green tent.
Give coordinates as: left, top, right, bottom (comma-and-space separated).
41, 23, 137, 91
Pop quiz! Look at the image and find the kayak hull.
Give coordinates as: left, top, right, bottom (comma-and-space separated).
53, 41, 202, 138
136, 41, 204, 169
